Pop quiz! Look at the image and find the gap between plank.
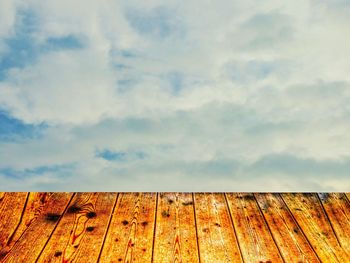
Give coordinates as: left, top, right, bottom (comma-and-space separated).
192, 193, 201, 263
5, 192, 30, 246
316, 193, 342, 247
224, 193, 244, 263
151, 192, 159, 263
279, 194, 322, 262
343, 193, 350, 205
253, 193, 286, 263
35, 193, 76, 261
96, 193, 120, 262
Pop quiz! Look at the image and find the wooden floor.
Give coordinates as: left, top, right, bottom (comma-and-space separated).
0, 193, 350, 262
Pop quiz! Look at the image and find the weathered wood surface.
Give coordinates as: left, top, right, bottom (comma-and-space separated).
0, 193, 28, 256
195, 193, 242, 262
282, 193, 350, 262
317, 193, 350, 252
0, 192, 349, 262
99, 193, 157, 263
153, 193, 199, 262
0, 193, 73, 262
226, 193, 283, 262
255, 193, 320, 262
37, 193, 117, 263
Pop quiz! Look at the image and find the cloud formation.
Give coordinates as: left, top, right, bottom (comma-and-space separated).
0, 0, 350, 190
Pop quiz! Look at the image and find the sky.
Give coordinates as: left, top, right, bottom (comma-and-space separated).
0, 0, 350, 191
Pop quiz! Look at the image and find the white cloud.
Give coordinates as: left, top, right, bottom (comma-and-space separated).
0, 0, 350, 190
0, 0, 21, 53
0, 0, 17, 36
1, 48, 117, 124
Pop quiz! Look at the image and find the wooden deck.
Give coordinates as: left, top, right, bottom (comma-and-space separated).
0, 193, 349, 262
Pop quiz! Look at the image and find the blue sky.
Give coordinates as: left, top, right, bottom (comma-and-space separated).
0, 0, 350, 191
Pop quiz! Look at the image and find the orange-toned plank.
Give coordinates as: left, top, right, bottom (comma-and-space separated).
0, 192, 28, 256
99, 193, 156, 262
255, 193, 320, 262
346, 193, 350, 201
1, 192, 58, 255
225, 193, 283, 262
1, 193, 73, 262
318, 193, 350, 251
1, 192, 55, 257
153, 193, 199, 262
37, 193, 117, 262
282, 193, 350, 262
194, 193, 242, 262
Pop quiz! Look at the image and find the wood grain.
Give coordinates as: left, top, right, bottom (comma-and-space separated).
194, 193, 242, 262
153, 193, 199, 263
0, 193, 73, 262
345, 193, 350, 202
225, 193, 283, 262
1, 192, 350, 262
282, 193, 350, 262
0, 192, 28, 257
37, 193, 117, 263
255, 193, 320, 262
1, 192, 47, 256
99, 193, 157, 263
318, 193, 350, 251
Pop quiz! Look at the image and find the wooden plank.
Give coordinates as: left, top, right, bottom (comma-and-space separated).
99, 193, 157, 263
0, 193, 28, 257
153, 193, 199, 262
318, 193, 350, 251
255, 193, 320, 262
282, 193, 350, 262
36, 193, 117, 262
225, 193, 283, 262
1, 192, 53, 257
0, 192, 73, 262
194, 193, 242, 262
345, 193, 350, 201
1, 192, 350, 262
1, 192, 57, 254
